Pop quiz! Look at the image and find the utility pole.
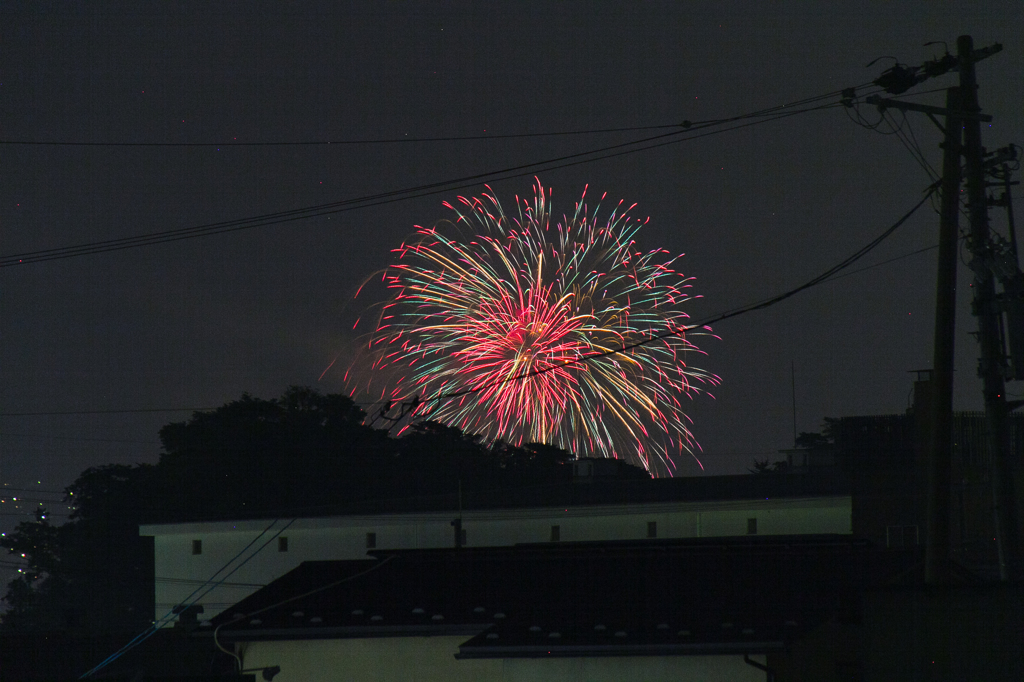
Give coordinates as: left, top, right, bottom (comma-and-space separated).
868, 35, 1020, 581
924, 86, 961, 584
958, 34, 1022, 581
791, 361, 797, 447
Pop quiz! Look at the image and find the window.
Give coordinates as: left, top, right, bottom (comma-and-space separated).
366, 532, 377, 549
647, 521, 657, 539
278, 536, 288, 552
886, 525, 919, 548
191, 539, 202, 555
550, 525, 561, 542
747, 518, 758, 535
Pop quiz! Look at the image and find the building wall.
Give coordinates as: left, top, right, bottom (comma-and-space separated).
240, 637, 768, 682
862, 585, 1024, 681
142, 496, 851, 621
835, 409, 1024, 573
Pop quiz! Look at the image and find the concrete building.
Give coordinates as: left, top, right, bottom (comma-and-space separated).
141, 472, 851, 623
209, 535, 909, 682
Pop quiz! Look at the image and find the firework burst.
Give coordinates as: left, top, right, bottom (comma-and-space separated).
349, 180, 718, 475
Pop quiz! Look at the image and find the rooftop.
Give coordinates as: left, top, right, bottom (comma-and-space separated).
145, 471, 849, 527
211, 534, 913, 657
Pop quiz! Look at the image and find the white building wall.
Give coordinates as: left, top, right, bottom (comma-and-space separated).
141, 496, 851, 622
241, 638, 768, 682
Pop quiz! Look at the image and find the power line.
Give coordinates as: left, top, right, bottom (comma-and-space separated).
0, 493, 65, 500
0, 124, 686, 147
0, 512, 72, 517
883, 109, 940, 182
155, 576, 265, 588
0, 110, 814, 265
8, 84, 898, 149
80, 518, 294, 678
0, 232, 947, 420
824, 243, 939, 282
233, 554, 396, 622
0, 487, 66, 494
0, 103, 843, 266
1, 84, 879, 268
0, 407, 217, 417
0, 432, 160, 444
0, 83, 924, 418
883, 85, 961, 99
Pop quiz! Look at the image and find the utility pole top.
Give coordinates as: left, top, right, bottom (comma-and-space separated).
958, 34, 1003, 64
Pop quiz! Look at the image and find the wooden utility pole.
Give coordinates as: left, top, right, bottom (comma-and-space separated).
924, 86, 962, 584
872, 35, 1018, 581
958, 34, 1021, 581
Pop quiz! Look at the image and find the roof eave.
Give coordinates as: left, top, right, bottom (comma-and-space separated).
206, 622, 490, 642
455, 640, 786, 658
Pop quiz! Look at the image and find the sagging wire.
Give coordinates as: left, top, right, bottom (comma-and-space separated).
882, 109, 941, 184
2, 84, 879, 268
214, 555, 398, 672
370, 396, 421, 427
79, 518, 295, 678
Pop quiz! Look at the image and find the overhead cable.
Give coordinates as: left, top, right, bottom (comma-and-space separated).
1, 84, 879, 268
79, 517, 294, 678
0, 124, 687, 147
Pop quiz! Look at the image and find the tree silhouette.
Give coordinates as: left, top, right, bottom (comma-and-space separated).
1, 387, 576, 631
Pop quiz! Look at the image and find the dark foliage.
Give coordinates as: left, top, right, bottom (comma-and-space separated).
749, 458, 790, 474
795, 431, 833, 450
751, 421, 836, 474
1, 386, 576, 632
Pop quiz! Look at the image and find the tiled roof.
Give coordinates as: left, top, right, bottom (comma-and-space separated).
210, 534, 911, 656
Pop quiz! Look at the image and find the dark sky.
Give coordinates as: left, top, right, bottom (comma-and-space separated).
1, 2, 1021, 530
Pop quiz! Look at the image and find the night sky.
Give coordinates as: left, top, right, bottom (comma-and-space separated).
2, 1, 1021, 538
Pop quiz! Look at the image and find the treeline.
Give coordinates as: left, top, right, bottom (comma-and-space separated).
0, 387, 581, 633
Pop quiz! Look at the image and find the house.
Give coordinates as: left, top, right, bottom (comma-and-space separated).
207, 534, 912, 682
141, 472, 851, 622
